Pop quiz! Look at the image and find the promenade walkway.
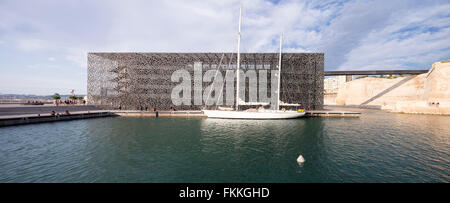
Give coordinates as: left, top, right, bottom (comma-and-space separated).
0, 105, 361, 127
0, 104, 101, 116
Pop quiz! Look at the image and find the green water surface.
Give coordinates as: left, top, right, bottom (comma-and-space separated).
0, 109, 448, 182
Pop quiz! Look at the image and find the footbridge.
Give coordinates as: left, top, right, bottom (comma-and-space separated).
325, 70, 428, 76
324, 69, 429, 82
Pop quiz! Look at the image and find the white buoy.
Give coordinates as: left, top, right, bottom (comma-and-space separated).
297, 155, 305, 163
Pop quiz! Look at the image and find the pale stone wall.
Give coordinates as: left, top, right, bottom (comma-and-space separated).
392, 101, 450, 115
335, 75, 425, 106
392, 61, 450, 115
335, 60, 450, 115
422, 62, 450, 102
324, 93, 337, 105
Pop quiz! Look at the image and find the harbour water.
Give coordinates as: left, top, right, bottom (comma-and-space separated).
0, 109, 448, 182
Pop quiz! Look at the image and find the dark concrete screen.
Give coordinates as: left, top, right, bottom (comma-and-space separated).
87, 53, 324, 110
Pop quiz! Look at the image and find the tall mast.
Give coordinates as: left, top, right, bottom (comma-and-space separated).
276, 34, 283, 110
236, 4, 242, 111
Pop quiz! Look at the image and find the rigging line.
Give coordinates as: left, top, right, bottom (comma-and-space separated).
215, 52, 234, 110
204, 53, 225, 108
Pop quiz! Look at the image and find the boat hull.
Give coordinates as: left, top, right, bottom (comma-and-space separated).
202, 110, 305, 119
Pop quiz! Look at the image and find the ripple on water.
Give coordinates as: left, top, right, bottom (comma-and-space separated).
0, 110, 449, 182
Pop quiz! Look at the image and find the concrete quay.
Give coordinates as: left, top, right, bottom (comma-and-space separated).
305, 110, 361, 117
0, 110, 115, 127
112, 110, 206, 117
0, 104, 101, 116
113, 110, 361, 118
0, 105, 361, 127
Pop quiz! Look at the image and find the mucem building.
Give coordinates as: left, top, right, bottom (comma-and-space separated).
87, 53, 324, 110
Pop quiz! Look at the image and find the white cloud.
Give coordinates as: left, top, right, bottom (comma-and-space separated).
338, 3, 450, 70
16, 38, 48, 51
26, 64, 39, 69
0, 0, 449, 94
5, 0, 448, 69
0, 72, 85, 95
26, 63, 60, 70
65, 49, 87, 68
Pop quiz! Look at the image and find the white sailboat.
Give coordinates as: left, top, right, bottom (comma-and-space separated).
203, 4, 305, 119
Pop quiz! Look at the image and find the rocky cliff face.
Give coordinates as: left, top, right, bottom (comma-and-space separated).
335, 61, 450, 115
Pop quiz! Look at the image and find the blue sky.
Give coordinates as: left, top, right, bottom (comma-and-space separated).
0, 0, 449, 95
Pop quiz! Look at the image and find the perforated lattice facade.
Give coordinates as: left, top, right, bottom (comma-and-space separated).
87, 53, 324, 110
